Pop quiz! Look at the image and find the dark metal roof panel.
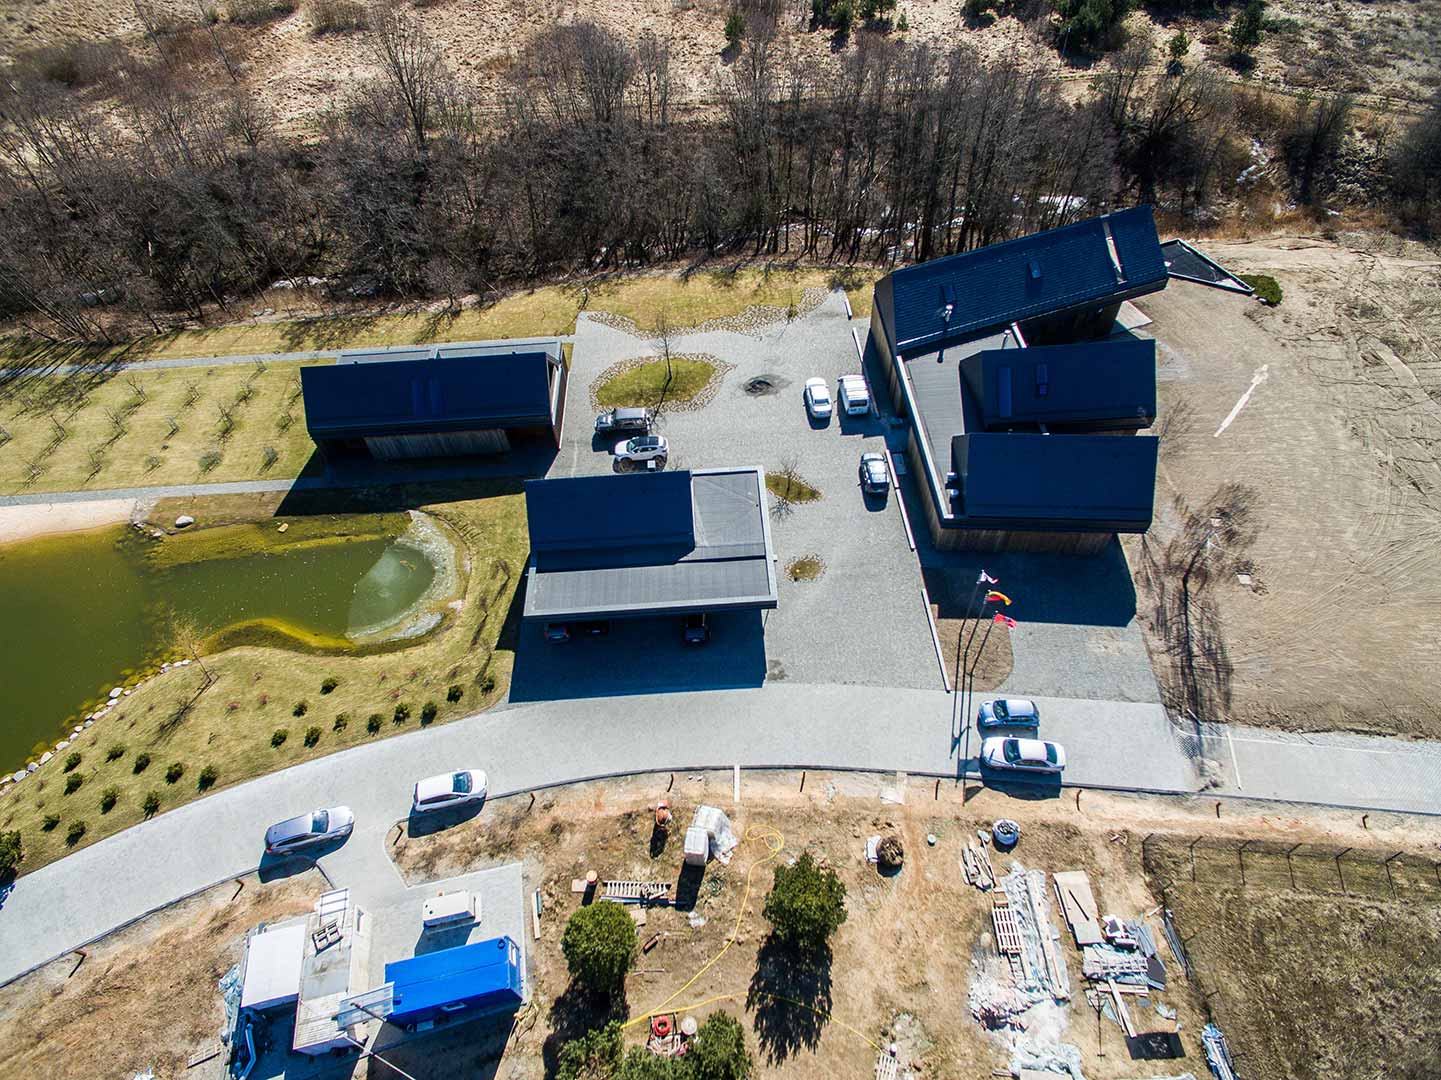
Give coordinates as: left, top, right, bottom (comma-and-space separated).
525, 471, 695, 559
522, 467, 777, 620
883, 207, 1168, 352
951, 432, 1158, 531
301, 345, 559, 436
960, 339, 1156, 430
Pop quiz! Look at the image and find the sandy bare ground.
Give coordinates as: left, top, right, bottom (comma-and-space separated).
0, 497, 136, 544
1129, 233, 1441, 739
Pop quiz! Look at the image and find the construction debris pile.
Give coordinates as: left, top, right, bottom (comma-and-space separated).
968, 859, 1084, 1078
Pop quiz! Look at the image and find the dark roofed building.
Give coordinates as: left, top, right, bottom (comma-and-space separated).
869, 206, 1167, 553
522, 468, 777, 622
301, 339, 567, 461
870, 206, 1169, 362
951, 433, 1159, 533
959, 339, 1156, 433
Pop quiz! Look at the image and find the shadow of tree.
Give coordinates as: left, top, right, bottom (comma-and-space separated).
541, 983, 627, 1080
745, 936, 833, 1062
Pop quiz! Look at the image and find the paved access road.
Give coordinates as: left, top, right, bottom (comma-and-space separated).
0, 681, 1189, 985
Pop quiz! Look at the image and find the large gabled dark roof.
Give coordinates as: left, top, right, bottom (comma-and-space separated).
301, 341, 561, 438
960, 338, 1156, 432
876, 207, 1168, 354
525, 471, 696, 571
522, 468, 778, 620
950, 432, 1158, 532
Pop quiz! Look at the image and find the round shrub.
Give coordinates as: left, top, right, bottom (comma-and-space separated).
198, 765, 218, 790
64, 773, 84, 795
333, 713, 350, 732
420, 702, 438, 725
106, 744, 126, 762
560, 901, 637, 991
271, 728, 288, 748
293, 700, 308, 717
66, 821, 87, 846
304, 725, 322, 747
763, 851, 848, 949
165, 762, 184, 784
320, 677, 339, 694
393, 703, 411, 725
133, 752, 152, 774
366, 713, 383, 734
1240, 273, 1283, 306
142, 791, 161, 817
446, 684, 464, 703
99, 786, 120, 813
63, 752, 82, 772
42, 814, 61, 832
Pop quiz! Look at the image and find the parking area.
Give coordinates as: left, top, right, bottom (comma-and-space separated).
538, 293, 939, 692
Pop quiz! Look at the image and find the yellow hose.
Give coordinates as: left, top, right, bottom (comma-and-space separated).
624, 825, 883, 1053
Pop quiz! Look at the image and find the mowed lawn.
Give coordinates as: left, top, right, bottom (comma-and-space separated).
0, 485, 528, 872
593, 357, 719, 408
0, 361, 321, 495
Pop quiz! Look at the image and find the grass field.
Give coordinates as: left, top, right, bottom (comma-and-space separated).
593, 356, 721, 409
1144, 835, 1441, 1080
0, 286, 584, 369
588, 267, 878, 332
0, 483, 528, 872
0, 360, 320, 494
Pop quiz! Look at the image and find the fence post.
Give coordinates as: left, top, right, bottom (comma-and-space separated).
1287, 843, 1302, 891
1335, 847, 1351, 896
1384, 851, 1401, 899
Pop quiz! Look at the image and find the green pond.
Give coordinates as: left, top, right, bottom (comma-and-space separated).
0, 513, 458, 771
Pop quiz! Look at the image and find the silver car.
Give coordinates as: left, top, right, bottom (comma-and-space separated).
412, 770, 488, 814
264, 806, 354, 854
980, 737, 1066, 775
614, 435, 669, 464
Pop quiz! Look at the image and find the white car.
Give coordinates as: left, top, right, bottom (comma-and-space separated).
413, 770, 487, 813
803, 378, 833, 419
838, 374, 870, 415
264, 806, 354, 854
980, 737, 1066, 775
614, 434, 669, 465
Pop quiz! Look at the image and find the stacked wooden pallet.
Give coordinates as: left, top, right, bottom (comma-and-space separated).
603, 880, 672, 903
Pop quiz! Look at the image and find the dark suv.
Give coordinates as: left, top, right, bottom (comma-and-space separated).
595, 407, 653, 435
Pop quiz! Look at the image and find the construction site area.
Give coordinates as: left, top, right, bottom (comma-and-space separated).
1130, 233, 1441, 740
8, 771, 1437, 1080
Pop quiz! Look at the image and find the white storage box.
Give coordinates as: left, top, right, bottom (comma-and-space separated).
422, 891, 478, 928
683, 825, 710, 866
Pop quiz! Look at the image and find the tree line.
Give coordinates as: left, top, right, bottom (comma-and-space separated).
0, 6, 1436, 344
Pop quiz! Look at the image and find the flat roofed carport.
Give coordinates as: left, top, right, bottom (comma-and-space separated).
522, 468, 778, 621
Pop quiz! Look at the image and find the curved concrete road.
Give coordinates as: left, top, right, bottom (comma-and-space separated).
0, 681, 1190, 985
4, 680, 1440, 986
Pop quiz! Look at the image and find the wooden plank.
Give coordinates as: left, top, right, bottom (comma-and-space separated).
1108, 979, 1137, 1038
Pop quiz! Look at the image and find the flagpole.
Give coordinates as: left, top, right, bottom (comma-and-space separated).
973, 613, 1000, 677
961, 599, 991, 671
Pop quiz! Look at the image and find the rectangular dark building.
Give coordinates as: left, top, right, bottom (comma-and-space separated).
301, 340, 567, 461
522, 468, 778, 622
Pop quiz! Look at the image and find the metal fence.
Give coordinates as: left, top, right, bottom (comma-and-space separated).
1141, 832, 1441, 902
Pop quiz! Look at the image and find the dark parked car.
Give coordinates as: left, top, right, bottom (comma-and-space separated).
859, 451, 891, 495
682, 613, 710, 645
595, 407, 653, 435
545, 620, 611, 643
